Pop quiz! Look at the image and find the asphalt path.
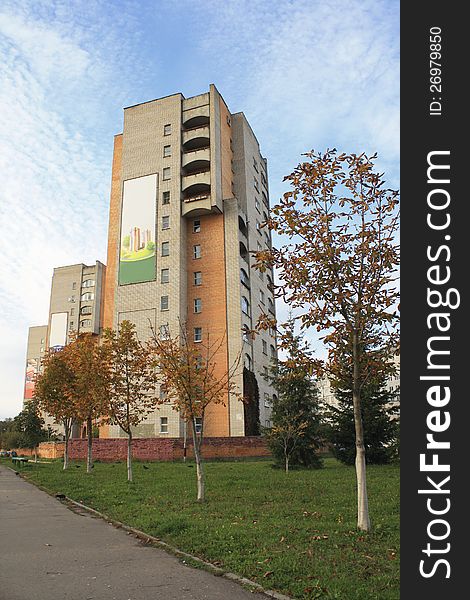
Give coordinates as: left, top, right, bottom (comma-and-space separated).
0, 465, 268, 600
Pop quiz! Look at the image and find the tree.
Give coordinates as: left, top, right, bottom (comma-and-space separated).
254, 149, 399, 531
326, 366, 399, 465
243, 367, 260, 436
265, 320, 323, 470
149, 323, 240, 502
67, 333, 107, 473
101, 321, 157, 482
35, 347, 79, 469
12, 401, 47, 459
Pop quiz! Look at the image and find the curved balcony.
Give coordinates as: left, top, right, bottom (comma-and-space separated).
183, 126, 210, 151
182, 192, 212, 218
182, 170, 211, 193
182, 148, 210, 176
183, 105, 210, 129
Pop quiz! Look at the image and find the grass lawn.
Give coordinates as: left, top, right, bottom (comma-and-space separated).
13, 457, 399, 599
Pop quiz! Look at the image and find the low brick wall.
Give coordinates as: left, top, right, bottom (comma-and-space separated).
38, 441, 65, 459
67, 437, 270, 462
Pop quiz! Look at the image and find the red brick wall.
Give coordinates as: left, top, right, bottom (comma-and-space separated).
67, 437, 270, 462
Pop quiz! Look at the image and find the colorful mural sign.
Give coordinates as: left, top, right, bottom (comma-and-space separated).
119, 174, 158, 285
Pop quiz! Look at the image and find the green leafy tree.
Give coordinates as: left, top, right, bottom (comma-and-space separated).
243, 367, 260, 436
265, 320, 323, 470
12, 401, 47, 459
326, 375, 399, 465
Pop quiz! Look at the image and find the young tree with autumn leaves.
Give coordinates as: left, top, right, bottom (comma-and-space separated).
66, 332, 108, 473
100, 321, 157, 482
149, 323, 241, 502
254, 149, 399, 531
34, 346, 78, 469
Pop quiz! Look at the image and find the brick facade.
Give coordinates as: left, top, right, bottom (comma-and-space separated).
65, 436, 270, 461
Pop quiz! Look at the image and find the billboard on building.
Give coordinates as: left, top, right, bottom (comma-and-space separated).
49, 312, 68, 348
119, 174, 158, 285
24, 358, 38, 400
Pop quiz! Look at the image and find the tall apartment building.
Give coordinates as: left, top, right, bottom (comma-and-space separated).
47, 261, 106, 348
22, 262, 106, 437
23, 325, 48, 408
102, 84, 277, 439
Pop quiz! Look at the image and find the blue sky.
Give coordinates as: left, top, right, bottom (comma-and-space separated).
0, 0, 399, 419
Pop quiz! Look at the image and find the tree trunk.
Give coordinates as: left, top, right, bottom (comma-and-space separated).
352, 331, 370, 531
127, 431, 133, 482
63, 429, 69, 470
285, 453, 289, 473
191, 420, 205, 502
86, 416, 93, 474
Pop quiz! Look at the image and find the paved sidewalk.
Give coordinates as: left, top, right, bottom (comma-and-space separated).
0, 465, 268, 600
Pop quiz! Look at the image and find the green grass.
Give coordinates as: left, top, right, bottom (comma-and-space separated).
11, 458, 399, 599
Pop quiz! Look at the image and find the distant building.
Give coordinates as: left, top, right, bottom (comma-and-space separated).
23, 325, 47, 408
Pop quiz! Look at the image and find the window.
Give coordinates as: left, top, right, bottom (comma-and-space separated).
163, 167, 171, 180
81, 292, 94, 301
260, 290, 265, 305
159, 324, 170, 339
194, 327, 202, 342
262, 340, 267, 355
255, 198, 260, 213
161, 242, 170, 256
69, 295, 75, 302
241, 296, 250, 316
270, 344, 276, 359
163, 145, 171, 157
193, 219, 201, 233
72, 282, 76, 290
70, 308, 75, 316
254, 177, 259, 192
194, 271, 202, 286
256, 220, 262, 234
194, 417, 202, 433
160, 417, 168, 433
69, 321, 74, 329
195, 355, 203, 369
265, 420, 271, 428
80, 319, 92, 328
194, 298, 202, 313
159, 386, 168, 401
268, 297, 274, 313
162, 191, 170, 205
162, 215, 170, 230
253, 157, 259, 172
82, 279, 95, 288
161, 296, 169, 311
263, 366, 269, 379
81, 306, 92, 315
193, 244, 201, 259
240, 268, 250, 287
164, 124, 171, 136
161, 268, 169, 284
244, 353, 252, 370
264, 393, 271, 408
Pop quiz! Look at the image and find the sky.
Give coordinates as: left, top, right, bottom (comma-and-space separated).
0, 0, 399, 419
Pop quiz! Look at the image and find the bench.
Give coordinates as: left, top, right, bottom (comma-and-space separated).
11, 457, 29, 468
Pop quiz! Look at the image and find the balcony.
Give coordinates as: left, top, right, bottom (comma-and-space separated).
183, 126, 210, 151
182, 104, 210, 128
182, 147, 210, 174
182, 170, 211, 193
182, 193, 212, 218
